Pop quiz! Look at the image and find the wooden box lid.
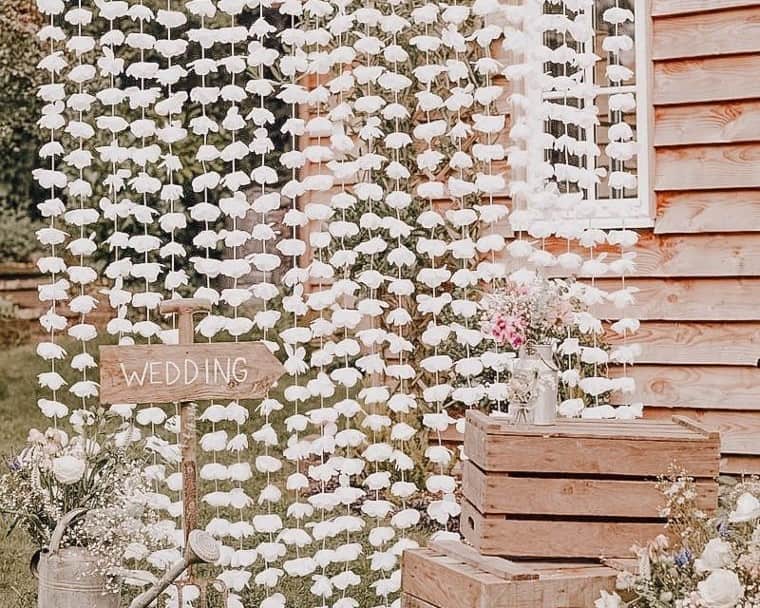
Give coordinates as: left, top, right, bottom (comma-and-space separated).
464, 410, 721, 477
401, 539, 624, 608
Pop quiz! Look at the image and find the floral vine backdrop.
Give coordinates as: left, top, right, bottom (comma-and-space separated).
14, 0, 644, 606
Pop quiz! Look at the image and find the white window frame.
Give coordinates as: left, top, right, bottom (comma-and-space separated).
530, 0, 653, 230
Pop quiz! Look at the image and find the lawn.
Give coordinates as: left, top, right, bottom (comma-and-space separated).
0, 338, 437, 607
0, 342, 46, 607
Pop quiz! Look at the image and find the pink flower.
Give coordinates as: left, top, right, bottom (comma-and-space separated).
488, 313, 526, 349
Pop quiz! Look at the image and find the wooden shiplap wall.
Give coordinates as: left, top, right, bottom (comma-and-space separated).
643, 0, 760, 474
491, 0, 760, 473
297, 2, 760, 474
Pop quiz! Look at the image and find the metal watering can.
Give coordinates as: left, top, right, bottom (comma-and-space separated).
32, 510, 222, 608
32, 508, 120, 608
128, 528, 223, 608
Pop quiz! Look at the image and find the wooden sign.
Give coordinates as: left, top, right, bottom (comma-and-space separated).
99, 342, 284, 404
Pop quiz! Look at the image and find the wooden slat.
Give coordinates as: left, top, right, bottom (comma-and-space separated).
655, 144, 760, 190
654, 55, 760, 105
462, 461, 718, 517
401, 594, 437, 608
655, 190, 760, 233
464, 418, 720, 476
654, 102, 760, 147
510, 232, 760, 278
616, 365, 760, 411
607, 321, 760, 365
645, 407, 760, 456
402, 547, 620, 608
428, 539, 539, 581
593, 278, 760, 321
465, 410, 706, 439
652, 0, 760, 17
402, 549, 501, 608
721, 454, 760, 475
652, 6, 760, 60
460, 500, 665, 559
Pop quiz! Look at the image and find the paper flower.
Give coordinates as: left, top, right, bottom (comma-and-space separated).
52, 455, 86, 484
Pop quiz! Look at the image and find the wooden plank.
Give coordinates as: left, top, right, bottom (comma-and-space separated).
99, 342, 283, 404
602, 558, 640, 573
462, 461, 718, 517
652, 0, 760, 17
465, 410, 707, 440
428, 539, 538, 581
655, 144, 760, 190
508, 232, 760, 278
593, 278, 760, 321
401, 549, 500, 608
607, 321, 760, 365
0, 277, 44, 291
654, 55, 760, 105
463, 418, 720, 477
402, 547, 621, 608
655, 190, 760, 233
654, 102, 760, 147
645, 407, 760, 456
614, 365, 760, 411
652, 7, 760, 60
439, 422, 464, 443
721, 454, 760, 475
401, 594, 438, 608
460, 500, 664, 559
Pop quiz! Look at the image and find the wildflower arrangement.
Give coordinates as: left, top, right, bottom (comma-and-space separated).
597, 476, 760, 608
0, 424, 160, 587
505, 368, 540, 404
479, 276, 578, 350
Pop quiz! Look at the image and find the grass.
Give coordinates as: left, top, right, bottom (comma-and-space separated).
0, 339, 437, 607
0, 342, 46, 607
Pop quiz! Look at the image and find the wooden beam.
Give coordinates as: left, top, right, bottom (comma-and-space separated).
655, 144, 760, 190
654, 102, 760, 147
460, 500, 666, 559
613, 365, 760, 411
652, 0, 760, 17
652, 6, 760, 60
401, 549, 501, 608
655, 190, 760, 233
593, 278, 760, 321
464, 412, 720, 476
720, 454, 760, 475
506, 231, 760, 278
654, 55, 760, 105
400, 594, 437, 608
462, 461, 717, 517
608, 321, 760, 365
644, 407, 760, 456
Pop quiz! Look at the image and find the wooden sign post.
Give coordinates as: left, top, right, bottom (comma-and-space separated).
99, 298, 284, 573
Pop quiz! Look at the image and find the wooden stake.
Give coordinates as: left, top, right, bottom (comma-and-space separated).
158, 298, 211, 553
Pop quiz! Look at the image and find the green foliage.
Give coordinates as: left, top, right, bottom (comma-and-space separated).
0, 1, 290, 267
0, 0, 45, 213
0, 206, 41, 264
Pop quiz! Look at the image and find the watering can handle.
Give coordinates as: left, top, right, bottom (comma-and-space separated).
49, 508, 88, 554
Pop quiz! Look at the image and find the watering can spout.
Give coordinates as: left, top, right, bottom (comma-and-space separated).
128, 530, 219, 608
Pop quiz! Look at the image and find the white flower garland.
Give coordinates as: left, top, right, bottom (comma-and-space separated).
32, 2, 645, 606
35, 0, 71, 427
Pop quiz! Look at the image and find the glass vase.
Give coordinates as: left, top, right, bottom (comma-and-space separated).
516, 343, 558, 425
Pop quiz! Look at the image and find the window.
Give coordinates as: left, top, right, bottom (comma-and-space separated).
538, 0, 651, 228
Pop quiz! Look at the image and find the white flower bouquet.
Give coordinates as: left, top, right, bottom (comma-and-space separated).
0, 424, 160, 586
598, 476, 760, 608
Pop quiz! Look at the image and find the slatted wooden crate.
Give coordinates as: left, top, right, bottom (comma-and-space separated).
461, 410, 720, 559
401, 539, 626, 608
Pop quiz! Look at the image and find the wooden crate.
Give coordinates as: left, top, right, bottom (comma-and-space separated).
461, 410, 720, 559
401, 539, 626, 608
